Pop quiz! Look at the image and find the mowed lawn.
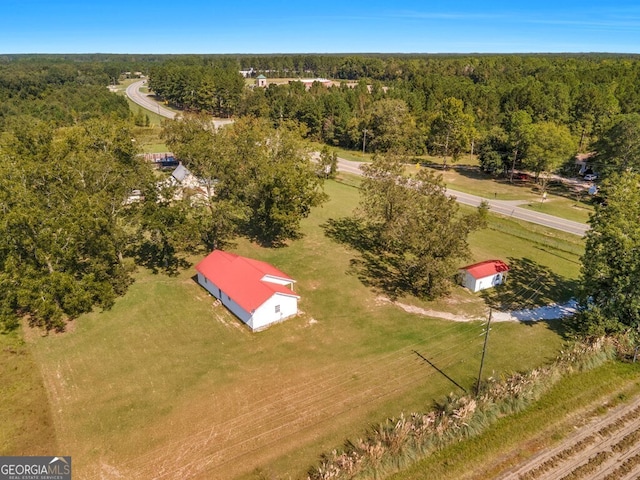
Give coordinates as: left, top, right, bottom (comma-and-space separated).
24, 179, 582, 479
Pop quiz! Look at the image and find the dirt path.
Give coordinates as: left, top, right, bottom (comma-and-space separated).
379, 297, 577, 323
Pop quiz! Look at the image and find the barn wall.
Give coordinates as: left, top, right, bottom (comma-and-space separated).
251, 294, 298, 331
459, 271, 505, 292
197, 272, 251, 325
460, 271, 480, 292
473, 273, 504, 292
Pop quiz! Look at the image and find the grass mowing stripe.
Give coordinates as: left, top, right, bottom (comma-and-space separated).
112, 323, 488, 478
110, 322, 483, 471
116, 337, 476, 477
113, 354, 435, 478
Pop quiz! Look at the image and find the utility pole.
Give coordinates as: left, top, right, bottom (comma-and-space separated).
476, 308, 492, 396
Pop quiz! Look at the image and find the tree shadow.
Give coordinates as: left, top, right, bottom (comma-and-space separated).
322, 216, 378, 252
481, 257, 578, 311
518, 319, 571, 338
133, 242, 191, 276
451, 164, 536, 190
322, 217, 419, 299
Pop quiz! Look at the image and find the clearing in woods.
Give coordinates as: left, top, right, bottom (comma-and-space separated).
22, 180, 583, 479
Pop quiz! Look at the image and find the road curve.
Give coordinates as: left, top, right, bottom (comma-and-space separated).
334, 158, 589, 236
125, 81, 588, 236
126, 80, 177, 119
126, 80, 234, 128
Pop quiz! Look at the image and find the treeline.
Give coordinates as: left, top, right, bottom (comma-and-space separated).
148, 60, 245, 117
0, 58, 130, 128
146, 54, 640, 177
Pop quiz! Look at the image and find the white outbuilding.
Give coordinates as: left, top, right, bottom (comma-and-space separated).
459, 260, 510, 293
195, 250, 299, 331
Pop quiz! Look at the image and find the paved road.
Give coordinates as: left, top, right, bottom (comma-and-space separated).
126, 81, 588, 236
126, 80, 234, 128
126, 80, 177, 119
334, 158, 589, 236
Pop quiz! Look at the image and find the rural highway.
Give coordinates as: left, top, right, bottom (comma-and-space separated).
126, 80, 233, 128
125, 81, 589, 236
126, 80, 177, 119
331, 157, 588, 236
450, 190, 589, 236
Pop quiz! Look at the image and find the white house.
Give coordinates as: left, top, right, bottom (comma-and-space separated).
195, 250, 299, 331
163, 164, 215, 204
256, 74, 267, 87
459, 260, 509, 293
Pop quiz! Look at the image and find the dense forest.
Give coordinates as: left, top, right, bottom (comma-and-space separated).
144, 53, 640, 177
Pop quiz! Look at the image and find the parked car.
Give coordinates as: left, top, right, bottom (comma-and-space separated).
584, 173, 598, 181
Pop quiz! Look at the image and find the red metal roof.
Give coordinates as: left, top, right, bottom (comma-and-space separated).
195, 250, 298, 313
460, 260, 510, 279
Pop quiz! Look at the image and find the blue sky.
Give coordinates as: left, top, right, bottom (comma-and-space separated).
2, 0, 639, 54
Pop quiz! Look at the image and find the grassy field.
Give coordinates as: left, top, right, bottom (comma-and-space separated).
14, 178, 585, 479
132, 125, 169, 153
0, 329, 57, 456
520, 196, 594, 224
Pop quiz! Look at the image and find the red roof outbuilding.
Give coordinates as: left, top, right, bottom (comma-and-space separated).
195, 250, 298, 313
460, 260, 510, 279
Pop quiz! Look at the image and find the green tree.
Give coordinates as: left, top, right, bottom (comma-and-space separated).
524, 121, 576, 182
577, 172, 640, 336
428, 97, 476, 169
592, 113, 640, 177
162, 114, 248, 249
478, 126, 510, 175
505, 110, 534, 182
571, 83, 619, 151
317, 145, 338, 179
357, 155, 487, 298
0, 119, 147, 331
366, 98, 417, 153
228, 119, 328, 245
163, 117, 327, 247
134, 108, 146, 126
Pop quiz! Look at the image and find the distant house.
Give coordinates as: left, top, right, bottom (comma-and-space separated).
166, 164, 215, 203
293, 77, 333, 90
256, 74, 267, 87
171, 164, 199, 188
459, 260, 509, 293
195, 250, 299, 331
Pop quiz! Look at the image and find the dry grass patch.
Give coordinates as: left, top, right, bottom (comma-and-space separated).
0, 329, 57, 456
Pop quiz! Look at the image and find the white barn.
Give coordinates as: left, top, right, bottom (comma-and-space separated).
195, 250, 299, 331
459, 260, 509, 293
